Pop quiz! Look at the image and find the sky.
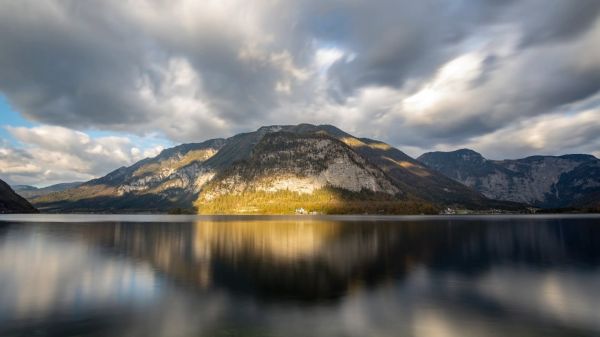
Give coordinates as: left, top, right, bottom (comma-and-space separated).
0, 0, 599, 187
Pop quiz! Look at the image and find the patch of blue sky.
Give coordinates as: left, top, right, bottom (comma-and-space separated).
0, 94, 172, 152
0, 95, 36, 145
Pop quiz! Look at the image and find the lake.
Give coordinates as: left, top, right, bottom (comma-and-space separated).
0, 214, 599, 337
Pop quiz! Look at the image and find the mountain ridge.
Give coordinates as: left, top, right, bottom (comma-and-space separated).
13, 182, 83, 199
31, 124, 522, 214
418, 149, 600, 208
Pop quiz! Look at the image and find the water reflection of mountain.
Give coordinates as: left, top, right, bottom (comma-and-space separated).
70, 217, 600, 302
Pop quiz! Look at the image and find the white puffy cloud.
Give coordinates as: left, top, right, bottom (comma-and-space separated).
0, 126, 163, 186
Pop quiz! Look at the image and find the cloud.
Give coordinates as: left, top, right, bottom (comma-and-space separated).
0, 0, 598, 183
459, 105, 600, 159
0, 126, 163, 186
291, 16, 600, 152
0, 0, 317, 141
511, 0, 600, 46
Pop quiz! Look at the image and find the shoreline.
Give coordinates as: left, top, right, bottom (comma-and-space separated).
1, 213, 600, 223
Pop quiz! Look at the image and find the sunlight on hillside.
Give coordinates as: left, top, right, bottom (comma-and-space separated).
383, 157, 432, 177
340, 137, 392, 151
132, 149, 218, 177
195, 188, 438, 215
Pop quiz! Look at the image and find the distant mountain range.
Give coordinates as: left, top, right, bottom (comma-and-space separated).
13, 182, 83, 199
27, 124, 518, 214
418, 149, 600, 209
6, 124, 597, 214
0, 179, 37, 213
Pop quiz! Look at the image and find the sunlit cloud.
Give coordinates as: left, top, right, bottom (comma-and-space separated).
0, 125, 164, 186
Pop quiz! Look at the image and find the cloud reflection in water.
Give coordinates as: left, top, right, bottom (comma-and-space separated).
0, 217, 598, 336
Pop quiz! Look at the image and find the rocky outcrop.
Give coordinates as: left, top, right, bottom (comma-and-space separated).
199, 132, 399, 202
418, 149, 600, 208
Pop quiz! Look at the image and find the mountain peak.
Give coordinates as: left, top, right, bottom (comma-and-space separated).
418, 148, 485, 163
254, 124, 351, 138
257, 125, 288, 133
451, 148, 485, 160
453, 148, 481, 154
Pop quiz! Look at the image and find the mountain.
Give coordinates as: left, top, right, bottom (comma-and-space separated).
418, 149, 600, 208
0, 179, 37, 213
32, 124, 514, 214
13, 182, 83, 200
202, 124, 495, 207
33, 139, 226, 212
195, 131, 422, 214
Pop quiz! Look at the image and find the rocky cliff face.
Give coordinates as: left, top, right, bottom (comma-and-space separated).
246, 124, 493, 208
418, 149, 600, 208
194, 132, 416, 214
0, 179, 37, 213
199, 132, 399, 201
33, 124, 510, 213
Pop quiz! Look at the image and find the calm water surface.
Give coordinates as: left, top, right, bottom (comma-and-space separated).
0, 214, 599, 337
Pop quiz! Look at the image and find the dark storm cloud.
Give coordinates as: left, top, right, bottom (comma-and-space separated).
0, 1, 151, 127
306, 0, 600, 97
513, 0, 600, 46
305, 0, 511, 96
0, 0, 313, 140
0, 0, 598, 159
